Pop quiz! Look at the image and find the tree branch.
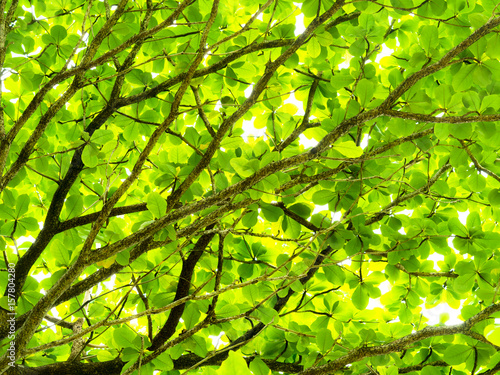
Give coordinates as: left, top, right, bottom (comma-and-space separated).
459, 139, 500, 184
276, 75, 321, 152
298, 302, 500, 375
384, 109, 500, 124
148, 224, 216, 350
395, 263, 458, 278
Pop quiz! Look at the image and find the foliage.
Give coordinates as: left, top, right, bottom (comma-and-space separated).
0, 0, 500, 374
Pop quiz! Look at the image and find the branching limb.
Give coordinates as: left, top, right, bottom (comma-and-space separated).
165, 0, 346, 208
298, 302, 500, 375
398, 361, 449, 374
190, 85, 215, 137
276, 76, 321, 152
148, 224, 216, 350
395, 263, 458, 278
384, 109, 500, 124
275, 202, 320, 232
380, 16, 500, 109
459, 139, 500, 183
366, 162, 452, 225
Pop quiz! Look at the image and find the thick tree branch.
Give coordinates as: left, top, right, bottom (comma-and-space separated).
56, 203, 148, 233
384, 109, 500, 124
398, 361, 449, 373
395, 263, 458, 278
298, 302, 500, 375
148, 224, 216, 350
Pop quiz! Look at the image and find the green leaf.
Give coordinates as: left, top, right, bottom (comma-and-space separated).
51, 239, 71, 267
312, 189, 336, 205
331, 71, 355, 89
237, 263, 254, 278
81, 144, 99, 168
127, 69, 151, 85
450, 123, 472, 139
302, 0, 320, 17
485, 325, 500, 346
15, 194, 30, 218
123, 122, 140, 142
454, 273, 475, 293
434, 84, 452, 108
0, 204, 15, 219
480, 94, 500, 111
113, 326, 139, 349
242, 210, 258, 227
255, 306, 278, 324
152, 292, 174, 308
91, 129, 114, 145
307, 37, 322, 58
352, 284, 369, 310
50, 25, 67, 43
488, 189, 500, 206
153, 352, 174, 371
316, 329, 334, 351
473, 65, 491, 87
184, 303, 201, 329
429, 0, 447, 15
282, 216, 301, 238
388, 117, 415, 137
0, 220, 15, 236
487, 33, 500, 58
249, 357, 270, 375
116, 250, 130, 266
453, 64, 476, 91
216, 303, 240, 318
419, 25, 439, 53
349, 38, 365, 57
232, 62, 256, 81
221, 136, 244, 149
230, 157, 254, 178
189, 335, 208, 357
398, 304, 412, 323
448, 218, 468, 237
146, 192, 166, 219
345, 237, 362, 256
333, 141, 363, 158
122, 347, 140, 362
434, 123, 449, 140
289, 203, 312, 218
217, 351, 252, 375
468, 173, 486, 192
316, 31, 334, 47
443, 344, 473, 365
355, 79, 375, 107
260, 203, 283, 222
64, 194, 83, 220
18, 217, 39, 232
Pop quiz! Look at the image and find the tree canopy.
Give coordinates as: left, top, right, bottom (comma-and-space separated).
1, 0, 500, 374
